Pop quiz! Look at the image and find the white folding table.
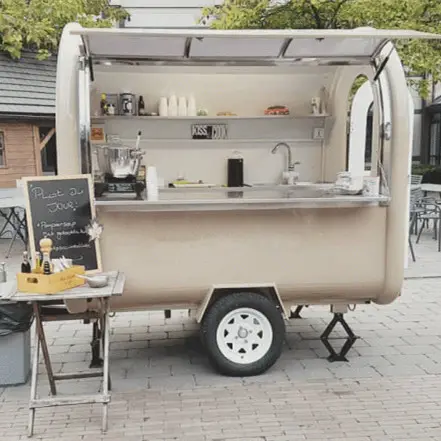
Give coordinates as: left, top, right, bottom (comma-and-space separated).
0, 271, 125, 437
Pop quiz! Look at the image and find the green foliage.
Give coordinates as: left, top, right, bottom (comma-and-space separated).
201, 0, 441, 98
0, 0, 129, 59
412, 163, 436, 175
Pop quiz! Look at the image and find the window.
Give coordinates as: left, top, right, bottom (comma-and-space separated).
365, 104, 373, 170
39, 127, 57, 174
429, 113, 441, 165
429, 114, 441, 165
0, 131, 6, 167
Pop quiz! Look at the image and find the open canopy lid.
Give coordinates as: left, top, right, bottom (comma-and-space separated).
70, 27, 441, 62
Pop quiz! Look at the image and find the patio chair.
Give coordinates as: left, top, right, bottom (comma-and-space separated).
411, 174, 423, 186
409, 187, 427, 235
408, 228, 416, 262
416, 201, 441, 252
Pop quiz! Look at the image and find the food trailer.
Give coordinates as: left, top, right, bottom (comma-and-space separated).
54, 24, 441, 376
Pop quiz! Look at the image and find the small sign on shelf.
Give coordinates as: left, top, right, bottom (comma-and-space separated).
191, 124, 228, 140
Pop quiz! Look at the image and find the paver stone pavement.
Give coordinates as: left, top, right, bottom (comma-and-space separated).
0, 231, 440, 440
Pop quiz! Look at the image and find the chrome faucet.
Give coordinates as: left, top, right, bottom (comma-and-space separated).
271, 142, 298, 171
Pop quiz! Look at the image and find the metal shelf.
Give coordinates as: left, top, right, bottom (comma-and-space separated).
115, 138, 321, 144
91, 114, 330, 122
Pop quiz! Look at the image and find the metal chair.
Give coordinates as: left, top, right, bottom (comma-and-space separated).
411, 174, 423, 186
409, 187, 427, 236
416, 201, 441, 251
408, 188, 424, 261
408, 186, 438, 260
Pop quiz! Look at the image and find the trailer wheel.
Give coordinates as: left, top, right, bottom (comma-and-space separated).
201, 292, 285, 376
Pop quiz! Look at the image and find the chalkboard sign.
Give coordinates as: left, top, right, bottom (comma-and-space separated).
22, 174, 102, 273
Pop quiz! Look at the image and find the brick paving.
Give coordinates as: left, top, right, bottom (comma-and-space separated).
0, 231, 440, 440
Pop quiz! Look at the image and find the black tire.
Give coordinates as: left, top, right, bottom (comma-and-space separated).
200, 292, 285, 377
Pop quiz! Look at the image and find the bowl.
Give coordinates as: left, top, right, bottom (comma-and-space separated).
88, 275, 109, 288
78, 274, 109, 288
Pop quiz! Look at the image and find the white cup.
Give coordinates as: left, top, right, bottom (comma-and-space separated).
178, 97, 187, 116
351, 175, 364, 192
363, 176, 380, 196
158, 97, 168, 117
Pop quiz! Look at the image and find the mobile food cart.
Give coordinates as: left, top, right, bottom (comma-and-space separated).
53, 24, 441, 376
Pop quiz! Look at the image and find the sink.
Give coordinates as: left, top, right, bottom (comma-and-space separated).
159, 182, 330, 201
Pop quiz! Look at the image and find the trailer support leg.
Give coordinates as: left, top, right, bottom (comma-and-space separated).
90, 321, 103, 368
320, 312, 358, 362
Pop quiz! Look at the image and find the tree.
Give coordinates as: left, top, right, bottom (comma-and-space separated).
201, 0, 441, 97
0, 0, 129, 59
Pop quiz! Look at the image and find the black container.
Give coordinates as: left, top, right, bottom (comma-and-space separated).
227, 157, 244, 187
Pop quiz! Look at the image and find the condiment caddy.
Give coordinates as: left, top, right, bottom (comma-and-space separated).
16, 237, 86, 294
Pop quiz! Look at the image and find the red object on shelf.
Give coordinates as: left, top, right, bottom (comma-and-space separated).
264, 105, 290, 115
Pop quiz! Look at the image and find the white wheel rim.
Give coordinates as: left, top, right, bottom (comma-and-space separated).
216, 307, 273, 365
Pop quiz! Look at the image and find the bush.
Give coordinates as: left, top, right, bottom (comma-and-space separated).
412, 164, 441, 184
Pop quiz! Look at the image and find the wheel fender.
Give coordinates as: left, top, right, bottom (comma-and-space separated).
196, 283, 288, 323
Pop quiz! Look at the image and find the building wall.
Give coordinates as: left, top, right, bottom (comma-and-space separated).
0, 122, 41, 188
110, 0, 222, 28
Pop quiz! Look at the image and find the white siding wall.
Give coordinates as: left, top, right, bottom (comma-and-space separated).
110, 0, 223, 28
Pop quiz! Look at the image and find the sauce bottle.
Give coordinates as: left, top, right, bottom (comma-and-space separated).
34, 251, 42, 273
138, 96, 146, 115
100, 93, 108, 116
21, 251, 31, 273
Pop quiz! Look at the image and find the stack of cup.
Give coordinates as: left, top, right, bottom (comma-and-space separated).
146, 166, 159, 201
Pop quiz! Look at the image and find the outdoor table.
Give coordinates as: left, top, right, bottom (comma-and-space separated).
0, 193, 27, 258
420, 183, 441, 198
0, 271, 125, 437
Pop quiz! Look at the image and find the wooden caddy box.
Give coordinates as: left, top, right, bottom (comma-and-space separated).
17, 266, 86, 294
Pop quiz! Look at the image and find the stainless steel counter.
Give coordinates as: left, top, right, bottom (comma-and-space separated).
95, 184, 390, 212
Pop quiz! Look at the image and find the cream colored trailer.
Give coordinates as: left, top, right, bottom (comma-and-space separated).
55, 25, 441, 375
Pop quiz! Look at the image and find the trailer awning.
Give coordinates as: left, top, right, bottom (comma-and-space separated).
70, 27, 441, 63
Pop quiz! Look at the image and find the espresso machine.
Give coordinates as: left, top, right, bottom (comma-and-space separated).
93, 131, 146, 199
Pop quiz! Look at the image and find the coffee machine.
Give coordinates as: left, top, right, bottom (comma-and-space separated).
93, 131, 146, 200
